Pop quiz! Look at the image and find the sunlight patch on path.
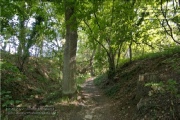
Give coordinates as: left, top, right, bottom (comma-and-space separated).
53, 77, 113, 120
80, 78, 112, 120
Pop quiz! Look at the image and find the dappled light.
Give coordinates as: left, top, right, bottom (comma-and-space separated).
52, 78, 113, 120
1, 0, 180, 119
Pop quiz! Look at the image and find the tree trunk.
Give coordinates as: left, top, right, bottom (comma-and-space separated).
17, 18, 26, 72
107, 53, 116, 79
90, 49, 96, 77
129, 40, 132, 62
62, 1, 78, 95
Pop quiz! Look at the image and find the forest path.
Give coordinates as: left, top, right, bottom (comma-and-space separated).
55, 78, 117, 120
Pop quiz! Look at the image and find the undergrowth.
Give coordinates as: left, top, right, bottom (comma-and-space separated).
135, 46, 180, 60
104, 84, 120, 97
119, 46, 180, 67
94, 73, 107, 86
94, 45, 180, 98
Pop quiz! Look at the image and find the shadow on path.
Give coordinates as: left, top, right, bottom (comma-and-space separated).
55, 78, 115, 120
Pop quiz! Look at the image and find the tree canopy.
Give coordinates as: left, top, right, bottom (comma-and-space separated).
1, 0, 179, 89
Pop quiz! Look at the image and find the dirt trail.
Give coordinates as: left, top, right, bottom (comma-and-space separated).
55, 78, 117, 120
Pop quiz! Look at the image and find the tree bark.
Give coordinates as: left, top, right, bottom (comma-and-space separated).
129, 40, 132, 62
17, 17, 26, 72
90, 49, 96, 77
62, 1, 78, 95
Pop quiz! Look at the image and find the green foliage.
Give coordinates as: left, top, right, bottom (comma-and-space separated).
1, 90, 21, 108
133, 46, 180, 61
76, 74, 91, 93
166, 79, 179, 97
1, 0, 179, 81
1, 1, 179, 118
77, 85, 82, 93
1, 60, 26, 83
162, 57, 180, 74
1, 60, 23, 109
76, 73, 90, 85
94, 74, 107, 86
104, 84, 120, 97
145, 82, 165, 96
41, 90, 63, 105
145, 79, 179, 118
145, 79, 179, 98
1, 91, 13, 107
94, 73, 120, 97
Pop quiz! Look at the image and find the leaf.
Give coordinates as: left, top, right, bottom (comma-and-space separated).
2, 100, 14, 107
15, 100, 21, 104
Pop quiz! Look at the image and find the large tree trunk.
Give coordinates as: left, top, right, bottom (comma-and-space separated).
107, 46, 116, 79
62, 1, 78, 95
107, 56, 116, 79
17, 18, 26, 72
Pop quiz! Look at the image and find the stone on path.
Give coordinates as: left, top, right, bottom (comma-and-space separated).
85, 114, 93, 119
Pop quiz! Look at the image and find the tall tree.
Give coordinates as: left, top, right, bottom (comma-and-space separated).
62, 0, 78, 95
82, 0, 137, 78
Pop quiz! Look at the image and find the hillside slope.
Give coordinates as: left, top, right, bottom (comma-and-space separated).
94, 47, 180, 120
1, 51, 62, 115
1, 47, 180, 120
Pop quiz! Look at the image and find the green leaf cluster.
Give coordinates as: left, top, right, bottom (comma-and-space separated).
1, 90, 21, 108
145, 79, 179, 98
1, 60, 26, 83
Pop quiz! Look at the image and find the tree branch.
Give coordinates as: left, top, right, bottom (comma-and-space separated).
160, 0, 180, 44
83, 19, 111, 58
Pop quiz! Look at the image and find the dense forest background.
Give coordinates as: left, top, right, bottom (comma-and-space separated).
0, 0, 180, 119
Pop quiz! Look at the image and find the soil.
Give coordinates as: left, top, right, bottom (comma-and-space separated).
2, 49, 180, 120
54, 77, 118, 120
6, 77, 119, 120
